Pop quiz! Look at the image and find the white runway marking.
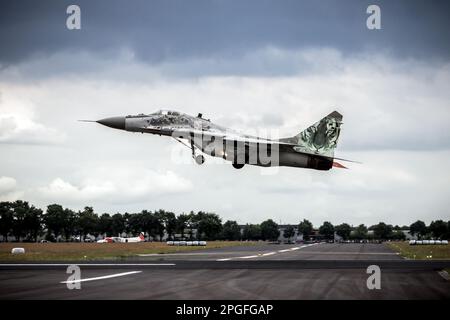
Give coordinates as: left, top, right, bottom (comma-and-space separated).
295, 251, 399, 255
261, 252, 276, 256
139, 252, 229, 257
216, 243, 320, 261
60, 271, 142, 284
0, 263, 175, 267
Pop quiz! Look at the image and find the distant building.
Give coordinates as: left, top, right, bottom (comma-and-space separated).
277, 225, 300, 242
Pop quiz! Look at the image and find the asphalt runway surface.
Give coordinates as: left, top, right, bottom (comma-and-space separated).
0, 243, 449, 299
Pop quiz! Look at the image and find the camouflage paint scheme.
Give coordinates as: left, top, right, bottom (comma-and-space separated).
292, 111, 342, 158
89, 110, 344, 170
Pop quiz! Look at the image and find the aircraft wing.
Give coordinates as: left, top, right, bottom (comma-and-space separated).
172, 128, 296, 146
149, 126, 355, 164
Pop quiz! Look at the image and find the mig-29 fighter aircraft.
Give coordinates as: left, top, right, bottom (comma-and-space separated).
81, 110, 350, 170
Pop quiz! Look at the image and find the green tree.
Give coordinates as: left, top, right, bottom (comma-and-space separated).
298, 219, 313, 240
62, 208, 77, 241
446, 221, 450, 240
155, 210, 177, 241
222, 220, 241, 240
11, 200, 28, 241
111, 213, 125, 236
410, 220, 427, 239
98, 213, 113, 235
196, 212, 223, 240
163, 211, 177, 240
352, 224, 368, 240
335, 223, 351, 240
0, 202, 14, 242
23, 205, 43, 242
78, 207, 99, 239
176, 213, 189, 239
127, 212, 144, 235
242, 224, 261, 240
429, 220, 448, 239
372, 222, 393, 240
44, 204, 66, 240
283, 225, 295, 241
319, 221, 335, 240
260, 219, 279, 241
392, 230, 406, 240
141, 210, 162, 240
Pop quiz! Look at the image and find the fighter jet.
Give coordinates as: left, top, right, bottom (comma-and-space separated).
81, 110, 350, 170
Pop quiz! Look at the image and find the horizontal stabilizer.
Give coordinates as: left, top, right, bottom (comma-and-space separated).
333, 156, 362, 164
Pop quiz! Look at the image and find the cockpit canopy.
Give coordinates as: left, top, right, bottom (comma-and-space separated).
126, 110, 182, 118
153, 110, 181, 116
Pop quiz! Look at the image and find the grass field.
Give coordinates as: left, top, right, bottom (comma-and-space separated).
0, 241, 257, 261
387, 241, 450, 260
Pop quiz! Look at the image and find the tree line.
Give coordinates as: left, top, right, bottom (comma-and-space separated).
0, 200, 449, 242
293, 219, 449, 241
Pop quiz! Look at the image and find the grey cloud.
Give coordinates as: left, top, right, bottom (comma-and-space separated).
0, 117, 17, 136
1, 1, 450, 226
0, 176, 23, 201
0, 176, 17, 195
2, 48, 449, 152
1, 0, 449, 69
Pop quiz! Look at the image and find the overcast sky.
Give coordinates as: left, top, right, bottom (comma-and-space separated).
0, 0, 449, 227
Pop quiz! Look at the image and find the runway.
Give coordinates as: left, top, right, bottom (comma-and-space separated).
0, 243, 449, 299
137, 242, 404, 261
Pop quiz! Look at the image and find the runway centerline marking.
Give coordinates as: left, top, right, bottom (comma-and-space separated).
290, 251, 399, 255
138, 252, 235, 257
60, 271, 142, 284
216, 243, 320, 261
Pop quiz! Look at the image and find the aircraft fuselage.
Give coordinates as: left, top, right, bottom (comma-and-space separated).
90, 109, 341, 170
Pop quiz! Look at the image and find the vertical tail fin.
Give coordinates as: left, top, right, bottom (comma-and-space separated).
283, 111, 343, 158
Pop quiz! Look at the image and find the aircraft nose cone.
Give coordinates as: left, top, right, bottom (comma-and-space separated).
97, 117, 125, 130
